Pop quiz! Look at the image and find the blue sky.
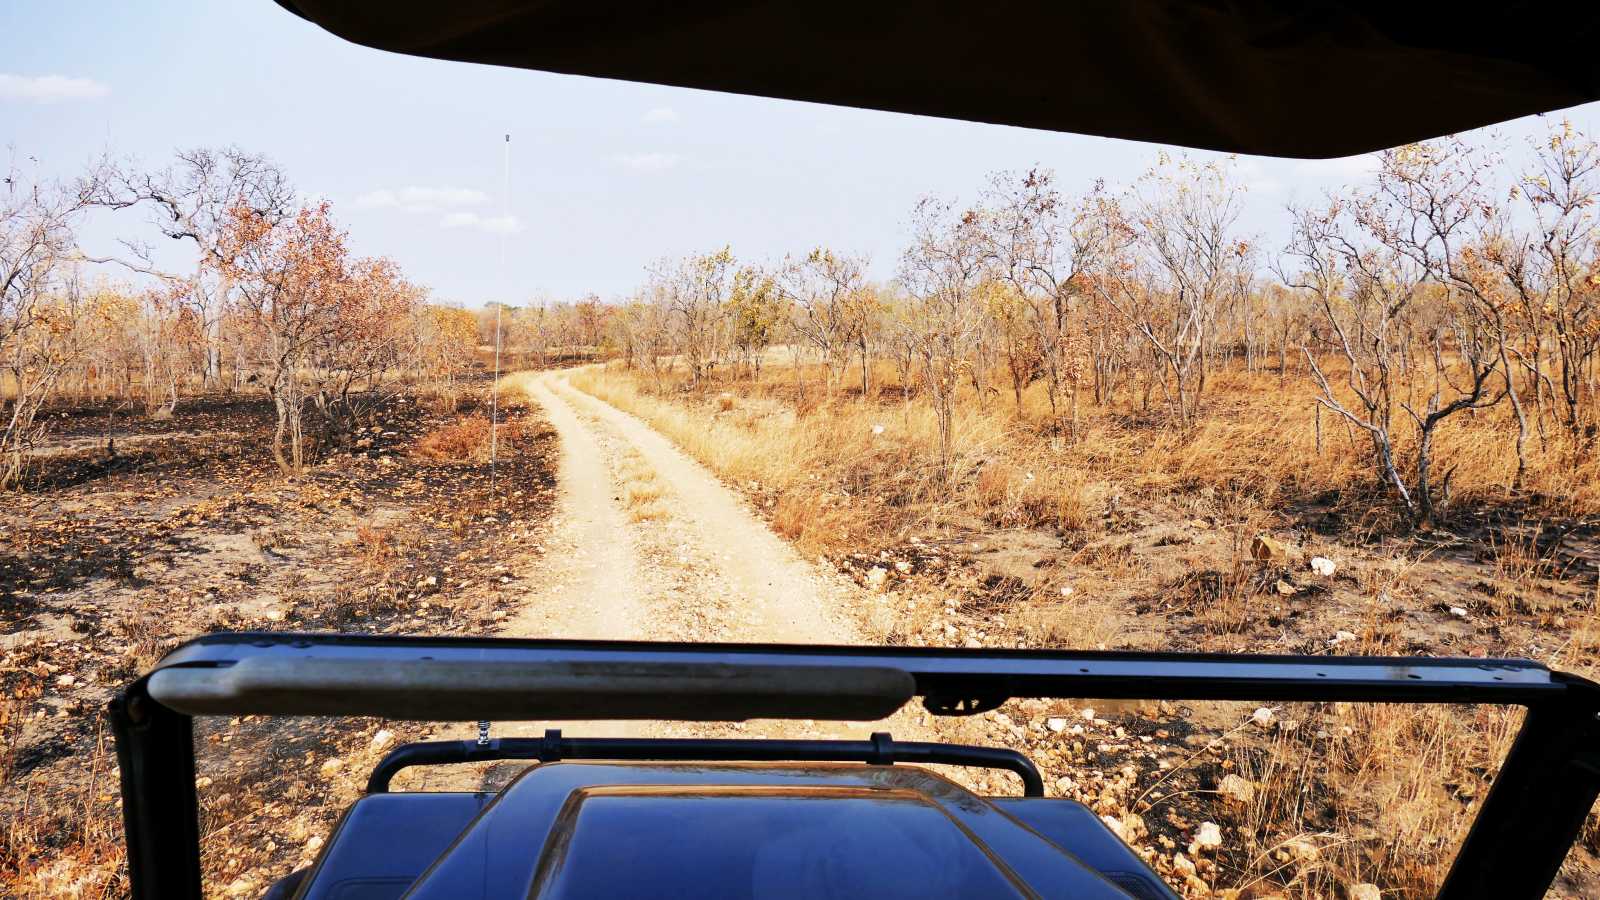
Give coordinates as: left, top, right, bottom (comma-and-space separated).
7, 1, 1600, 306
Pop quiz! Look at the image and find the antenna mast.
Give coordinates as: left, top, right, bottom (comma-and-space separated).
481, 133, 511, 748
488, 133, 510, 501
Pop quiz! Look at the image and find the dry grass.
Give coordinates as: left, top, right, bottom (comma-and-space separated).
575, 358, 1600, 555
1, 723, 123, 900
412, 415, 528, 463
617, 450, 669, 523
1206, 701, 1523, 896
352, 523, 397, 569
570, 356, 1600, 897
413, 415, 493, 461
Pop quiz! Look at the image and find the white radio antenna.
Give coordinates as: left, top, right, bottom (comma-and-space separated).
481, 133, 511, 748
488, 133, 510, 502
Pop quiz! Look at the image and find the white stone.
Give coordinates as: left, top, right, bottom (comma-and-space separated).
1194, 821, 1223, 851
1218, 773, 1256, 804
1309, 556, 1337, 577
1251, 707, 1275, 728
1099, 815, 1126, 840
1046, 717, 1068, 733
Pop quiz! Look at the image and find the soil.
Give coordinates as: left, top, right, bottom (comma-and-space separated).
4, 369, 1597, 897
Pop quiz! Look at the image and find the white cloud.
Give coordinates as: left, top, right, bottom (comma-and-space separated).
1233, 159, 1283, 194
1292, 154, 1381, 179
439, 212, 521, 234
613, 152, 682, 172
642, 106, 678, 124
355, 186, 488, 213
0, 73, 109, 103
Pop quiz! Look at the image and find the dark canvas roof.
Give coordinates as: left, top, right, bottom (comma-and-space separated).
273, 1, 1600, 158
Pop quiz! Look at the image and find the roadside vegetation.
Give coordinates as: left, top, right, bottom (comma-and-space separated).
558, 122, 1600, 897
5, 122, 1600, 898
1, 148, 570, 897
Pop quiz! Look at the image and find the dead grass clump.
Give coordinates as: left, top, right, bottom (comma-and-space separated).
496, 373, 534, 407
618, 451, 669, 523
414, 416, 493, 461
1, 730, 124, 900
420, 384, 470, 414
0, 678, 41, 787
353, 523, 396, 569
1009, 590, 1125, 649
412, 415, 529, 464
769, 490, 872, 553
971, 458, 1086, 530
103, 610, 179, 682
1317, 703, 1519, 895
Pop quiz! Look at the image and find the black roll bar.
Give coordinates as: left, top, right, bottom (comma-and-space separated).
363, 729, 1047, 797
108, 632, 1600, 900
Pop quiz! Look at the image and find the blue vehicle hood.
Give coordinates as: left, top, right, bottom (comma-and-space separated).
399, 762, 1145, 899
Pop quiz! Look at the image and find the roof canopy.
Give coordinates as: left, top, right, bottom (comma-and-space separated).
274, 1, 1600, 158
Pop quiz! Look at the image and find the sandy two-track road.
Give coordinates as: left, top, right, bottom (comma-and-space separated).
416, 368, 946, 787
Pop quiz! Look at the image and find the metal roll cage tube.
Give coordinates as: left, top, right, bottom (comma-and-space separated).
110, 632, 1600, 900
363, 730, 1047, 797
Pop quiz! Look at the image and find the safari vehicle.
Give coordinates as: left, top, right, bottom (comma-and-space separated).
111, 3, 1600, 898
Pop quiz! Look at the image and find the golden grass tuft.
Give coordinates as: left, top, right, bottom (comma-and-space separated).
566, 356, 1600, 897
618, 450, 669, 523
413, 415, 527, 463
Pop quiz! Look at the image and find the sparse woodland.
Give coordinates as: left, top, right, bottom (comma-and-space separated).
582, 126, 1600, 534
2, 148, 484, 487
568, 123, 1600, 897
5, 124, 1600, 899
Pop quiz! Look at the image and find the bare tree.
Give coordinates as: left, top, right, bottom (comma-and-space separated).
1285, 200, 1422, 515
777, 248, 868, 394
727, 264, 782, 379
220, 202, 352, 472
1358, 138, 1531, 489
899, 198, 988, 485
982, 170, 1127, 430
1489, 121, 1600, 449
653, 248, 735, 387
89, 147, 294, 391
1090, 157, 1253, 422
1, 163, 97, 488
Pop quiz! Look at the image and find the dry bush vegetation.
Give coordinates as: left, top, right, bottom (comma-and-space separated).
564, 122, 1600, 897
0, 386, 560, 897
7, 124, 1600, 899
0, 146, 570, 896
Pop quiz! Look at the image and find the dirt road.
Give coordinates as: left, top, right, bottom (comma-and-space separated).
416, 368, 937, 787
502, 368, 862, 648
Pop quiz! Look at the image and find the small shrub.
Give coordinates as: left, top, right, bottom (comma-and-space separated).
414, 416, 492, 461
353, 523, 396, 568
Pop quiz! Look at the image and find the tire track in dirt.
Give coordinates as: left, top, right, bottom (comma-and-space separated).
499, 373, 647, 642
419, 368, 974, 793
538, 369, 951, 747
548, 373, 858, 647
408, 372, 664, 787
